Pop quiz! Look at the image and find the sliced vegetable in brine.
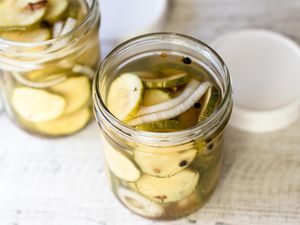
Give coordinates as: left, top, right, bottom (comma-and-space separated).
142, 89, 170, 106
137, 79, 200, 116
100, 135, 141, 182
107, 73, 143, 121
24, 67, 70, 82
50, 75, 91, 114
11, 87, 65, 122
198, 86, 220, 123
134, 149, 197, 177
44, 0, 69, 23
67, 0, 81, 19
142, 73, 189, 89
128, 81, 212, 126
160, 68, 184, 76
136, 170, 199, 203
178, 106, 201, 128
0, 0, 47, 31
118, 187, 164, 217
134, 71, 157, 79
135, 120, 184, 132
35, 107, 91, 135
0, 28, 51, 42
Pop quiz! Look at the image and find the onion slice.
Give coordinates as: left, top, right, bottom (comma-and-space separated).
128, 81, 212, 126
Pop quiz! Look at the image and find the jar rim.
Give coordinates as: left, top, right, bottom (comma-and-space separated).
0, 0, 99, 48
93, 32, 233, 145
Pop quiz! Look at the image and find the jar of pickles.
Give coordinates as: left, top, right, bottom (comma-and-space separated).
93, 33, 233, 219
0, 0, 100, 137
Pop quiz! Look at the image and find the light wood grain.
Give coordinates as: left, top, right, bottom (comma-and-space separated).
0, 115, 299, 225
0, 0, 300, 224
166, 0, 300, 44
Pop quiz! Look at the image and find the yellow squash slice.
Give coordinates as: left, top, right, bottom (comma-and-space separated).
50, 75, 91, 114
100, 135, 141, 182
11, 87, 65, 122
107, 73, 143, 121
44, 0, 69, 23
0, 28, 51, 42
136, 169, 200, 203
142, 89, 170, 106
35, 107, 91, 135
0, 0, 47, 31
134, 149, 197, 177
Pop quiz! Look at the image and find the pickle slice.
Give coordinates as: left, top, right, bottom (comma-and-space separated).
134, 149, 197, 177
178, 106, 200, 128
142, 89, 170, 106
136, 79, 200, 117
67, 0, 80, 19
160, 68, 184, 76
118, 188, 164, 217
198, 86, 220, 123
11, 87, 65, 122
191, 144, 222, 171
25, 68, 69, 81
50, 76, 90, 114
136, 170, 199, 203
68, 0, 86, 21
35, 107, 90, 135
44, 0, 69, 23
0, 28, 51, 42
101, 135, 141, 182
142, 73, 189, 88
0, 0, 47, 31
107, 73, 143, 121
202, 161, 221, 196
135, 120, 183, 132
134, 71, 157, 79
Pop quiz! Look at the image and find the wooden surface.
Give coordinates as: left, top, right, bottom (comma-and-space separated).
1, 0, 300, 224
165, 0, 300, 44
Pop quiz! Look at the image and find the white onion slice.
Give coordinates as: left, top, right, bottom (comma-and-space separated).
128, 81, 212, 126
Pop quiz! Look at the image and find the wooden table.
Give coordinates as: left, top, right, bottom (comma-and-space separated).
1, 0, 300, 224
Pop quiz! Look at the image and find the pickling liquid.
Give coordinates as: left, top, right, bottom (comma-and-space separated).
100, 52, 224, 219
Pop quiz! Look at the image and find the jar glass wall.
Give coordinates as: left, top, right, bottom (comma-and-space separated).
93, 33, 233, 220
0, 0, 100, 137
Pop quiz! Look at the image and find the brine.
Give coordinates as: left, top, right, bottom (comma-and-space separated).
99, 53, 225, 219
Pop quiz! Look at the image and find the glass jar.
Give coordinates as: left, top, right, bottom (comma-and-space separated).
93, 33, 233, 220
0, 0, 100, 137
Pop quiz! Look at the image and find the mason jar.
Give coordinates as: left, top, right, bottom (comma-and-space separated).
93, 33, 233, 220
0, 0, 100, 137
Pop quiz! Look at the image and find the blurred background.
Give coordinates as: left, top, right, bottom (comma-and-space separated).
99, 0, 300, 55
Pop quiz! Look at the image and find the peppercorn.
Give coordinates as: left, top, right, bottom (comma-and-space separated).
194, 102, 201, 109
179, 160, 188, 167
182, 57, 192, 64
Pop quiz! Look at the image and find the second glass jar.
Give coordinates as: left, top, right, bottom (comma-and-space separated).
0, 0, 100, 137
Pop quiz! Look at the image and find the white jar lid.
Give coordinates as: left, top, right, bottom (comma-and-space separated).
211, 29, 300, 133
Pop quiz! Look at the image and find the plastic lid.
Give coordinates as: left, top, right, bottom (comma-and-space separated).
99, 0, 167, 41
211, 29, 300, 133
